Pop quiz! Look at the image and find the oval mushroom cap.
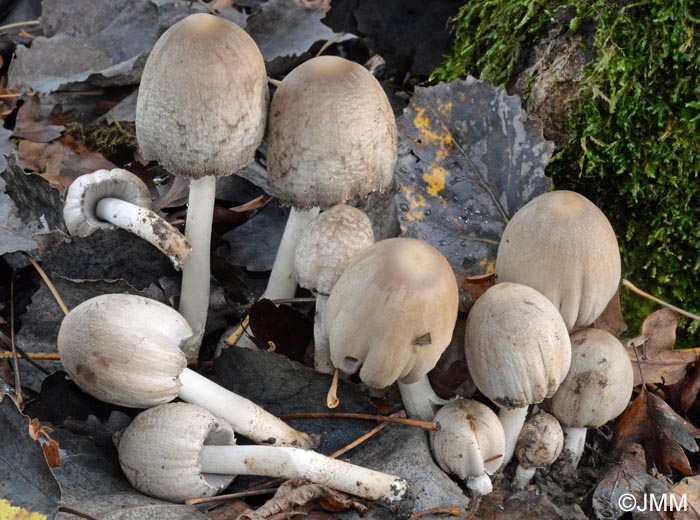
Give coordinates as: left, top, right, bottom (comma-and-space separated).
432, 399, 506, 479
550, 328, 634, 428
267, 55, 397, 209
515, 412, 564, 469
115, 403, 236, 501
495, 190, 621, 330
326, 237, 458, 388
294, 204, 375, 295
464, 283, 572, 408
64, 168, 152, 237
136, 13, 267, 179
57, 294, 191, 408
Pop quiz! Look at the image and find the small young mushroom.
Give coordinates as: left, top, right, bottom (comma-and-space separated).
325, 237, 459, 421
513, 411, 564, 488
115, 402, 408, 504
549, 328, 634, 468
293, 204, 375, 373
264, 55, 397, 300
57, 294, 315, 449
495, 190, 621, 330
63, 168, 191, 269
464, 283, 571, 467
136, 13, 268, 360
430, 399, 505, 495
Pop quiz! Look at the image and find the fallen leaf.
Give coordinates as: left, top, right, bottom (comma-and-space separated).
610, 387, 700, 475
0, 175, 38, 255
474, 489, 562, 519
248, 299, 313, 362
593, 290, 628, 337
12, 96, 67, 143
670, 476, 700, 520
673, 362, 700, 416
592, 443, 670, 520
626, 309, 700, 386
395, 78, 553, 281
205, 499, 252, 520
461, 272, 496, 301
428, 360, 469, 399
0, 500, 47, 520
27, 419, 61, 467
0, 87, 21, 119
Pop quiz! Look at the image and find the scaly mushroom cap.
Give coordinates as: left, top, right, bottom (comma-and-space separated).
515, 412, 564, 469
465, 283, 571, 408
550, 328, 634, 428
495, 190, 621, 330
136, 13, 267, 179
294, 204, 375, 295
63, 169, 152, 236
431, 399, 505, 479
114, 403, 236, 501
57, 294, 191, 408
326, 237, 459, 388
267, 56, 397, 209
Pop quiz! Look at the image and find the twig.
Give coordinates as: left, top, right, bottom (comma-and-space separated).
25, 255, 69, 316
224, 315, 249, 345
0, 92, 21, 99
0, 20, 40, 32
184, 487, 278, 506
316, 32, 346, 56
10, 270, 22, 407
622, 278, 700, 322
0, 352, 60, 361
326, 368, 340, 409
57, 506, 100, 520
329, 420, 389, 459
410, 506, 463, 519
278, 412, 437, 431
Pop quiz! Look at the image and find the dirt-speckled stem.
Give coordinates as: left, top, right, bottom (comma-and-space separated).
466, 474, 493, 495
499, 406, 529, 468
562, 426, 587, 468
512, 465, 537, 489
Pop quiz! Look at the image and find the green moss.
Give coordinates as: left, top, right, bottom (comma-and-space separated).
434, 0, 700, 344
69, 121, 138, 160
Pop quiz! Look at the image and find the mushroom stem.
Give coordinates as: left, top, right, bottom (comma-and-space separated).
178, 368, 316, 449
178, 176, 217, 361
561, 426, 587, 468
397, 376, 447, 421
512, 465, 537, 489
314, 294, 334, 374
95, 197, 191, 270
199, 444, 407, 503
465, 474, 493, 496
265, 207, 320, 300
498, 406, 529, 468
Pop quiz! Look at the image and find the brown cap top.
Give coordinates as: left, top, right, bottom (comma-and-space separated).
267, 56, 397, 209
136, 13, 268, 179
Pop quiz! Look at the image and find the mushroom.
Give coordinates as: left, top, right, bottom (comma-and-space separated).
63, 168, 191, 269
325, 237, 459, 421
549, 328, 634, 467
293, 204, 375, 373
464, 282, 571, 467
430, 399, 505, 495
57, 293, 315, 449
136, 13, 268, 360
513, 411, 564, 488
264, 55, 397, 300
115, 402, 408, 504
495, 190, 621, 330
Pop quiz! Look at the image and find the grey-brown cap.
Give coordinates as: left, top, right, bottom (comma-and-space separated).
136, 13, 268, 179
294, 204, 374, 295
515, 412, 564, 469
267, 56, 397, 209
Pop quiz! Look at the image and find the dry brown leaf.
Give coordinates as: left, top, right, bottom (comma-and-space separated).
206, 499, 252, 520
625, 309, 700, 386
473, 490, 562, 519
461, 272, 495, 302
12, 95, 67, 143
28, 418, 61, 467
670, 476, 700, 520
0, 88, 21, 120
593, 290, 627, 337
674, 362, 700, 416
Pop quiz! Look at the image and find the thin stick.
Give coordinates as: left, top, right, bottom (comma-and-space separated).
278, 412, 437, 431
10, 270, 22, 407
0, 352, 61, 361
0, 20, 40, 32
0, 92, 21, 99
329, 420, 389, 459
622, 278, 700, 322
25, 255, 69, 316
326, 368, 340, 409
410, 507, 463, 520
224, 315, 249, 345
184, 487, 278, 506
316, 32, 346, 56
57, 506, 101, 520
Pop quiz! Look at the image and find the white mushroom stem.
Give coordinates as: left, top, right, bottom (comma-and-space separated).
512, 465, 537, 489
314, 294, 334, 374
466, 474, 493, 495
265, 207, 320, 300
498, 406, 529, 468
397, 376, 448, 421
562, 426, 587, 468
178, 368, 315, 449
200, 444, 407, 503
94, 197, 191, 270
178, 176, 217, 362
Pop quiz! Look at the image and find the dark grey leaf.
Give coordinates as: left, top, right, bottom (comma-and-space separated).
0, 175, 37, 255
0, 126, 13, 172
395, 77, 553, 281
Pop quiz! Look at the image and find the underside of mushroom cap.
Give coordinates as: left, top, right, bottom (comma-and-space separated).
63, 168, 152, 236
267, 56, 397, 209
57, 294, 191, 408
326, 237, 459, 388
115, 403, 236, 502
136, 13, 268, 179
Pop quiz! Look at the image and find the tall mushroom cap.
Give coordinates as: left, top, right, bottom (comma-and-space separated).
325, 237, 459, 388
294, 204, 375, 295
495, 190, 621, 330
550, 328, 634, 428
57, 294, 191, 408
515, 412, 564, 469
114, 403, 236, 501
136, 13, 267, 179
464, 283, 571, 408
64, 169, 152, 237
267, 55, 397, 209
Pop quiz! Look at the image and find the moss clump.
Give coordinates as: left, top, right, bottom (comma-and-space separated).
69, 121, 138, 162
433, 0, 700, 343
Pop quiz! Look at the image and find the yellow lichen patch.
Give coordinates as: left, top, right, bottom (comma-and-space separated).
413, 106, 455, 198
401, 186, 428, 222
479, 258, 495, 273
423, 165, 450, 198
0, 500, 47, 520
438, 101, 453, 116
